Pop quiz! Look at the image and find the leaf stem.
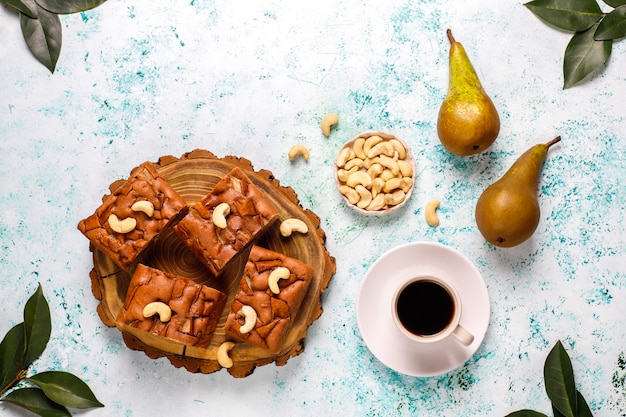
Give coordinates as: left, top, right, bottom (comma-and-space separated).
0, 369, 26, 398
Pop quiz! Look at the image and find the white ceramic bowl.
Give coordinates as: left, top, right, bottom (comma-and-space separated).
334, 131, 415, 215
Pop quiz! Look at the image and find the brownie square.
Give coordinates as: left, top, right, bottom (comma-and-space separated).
173, 167, 279, 277
116, 264, 227, 348
224, 245, 313, 354
77, 162, 188, 271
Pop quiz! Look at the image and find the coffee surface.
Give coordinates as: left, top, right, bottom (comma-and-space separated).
396, 280, 455, 336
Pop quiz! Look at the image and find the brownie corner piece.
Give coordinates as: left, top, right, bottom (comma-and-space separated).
223, 245, 314, 354
173, 167, 279, 277
77, 162, 188, 271
116, 264, 227, 348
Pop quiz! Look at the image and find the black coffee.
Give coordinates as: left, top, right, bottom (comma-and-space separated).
395, 280, 455, 336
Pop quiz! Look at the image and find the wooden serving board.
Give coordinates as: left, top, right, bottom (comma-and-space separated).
89, 149, 336, 377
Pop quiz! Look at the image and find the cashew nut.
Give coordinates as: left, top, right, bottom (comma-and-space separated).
142, 301, 172, 322
238, 305, 257, 334
321, 113, 339, 137
344, 158, 364, 171
217, 341, 235, 368
366, 193, 386, 211
363, 135, 383, 156
339, 185, 360, 205
371, 177, 385, 197
107, 214, 137, 234
353, 138, 366, 160
288, 144, 309, 161
385, 190, 406, 206
389, 139, 407, 159
383, 177, 403, 193
131, 200, 154, 217
397, 160, 413, 177
367, 163, 383, 179
377, 154, 400, 176
346, 171, 372, 188
212, 202, 231, 229
367, 141, 395, 158
279, 218, 309, 237
335, 146, 354, 168
268, 267, 290, 294
355, 185, 372, 209
425, 199, 441, 227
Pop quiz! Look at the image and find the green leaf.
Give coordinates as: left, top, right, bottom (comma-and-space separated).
506, 410, 550, 417
29, 371, 104, 409
20, 6, 62, 73
0, 0, 38, 18
2, 387, 70, 417
525, 0, 604, 31
603, 0, 626, 7
0, 323, 26, 392
595, 5, 626, 40
22, 284, 51, 367
544, 341, 578, 417
34, 0, 107, 14
575, 391, 593, 417
563, 23, 612, 88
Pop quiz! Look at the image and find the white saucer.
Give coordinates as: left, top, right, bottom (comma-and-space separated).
356, 241, 490, 377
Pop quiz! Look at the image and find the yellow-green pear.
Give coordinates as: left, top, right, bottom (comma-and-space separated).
475, 136, 561, 248
437, 29, 500, 156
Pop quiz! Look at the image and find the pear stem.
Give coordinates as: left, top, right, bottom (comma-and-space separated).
446, 29, 456, 45
545, 136, 561, 149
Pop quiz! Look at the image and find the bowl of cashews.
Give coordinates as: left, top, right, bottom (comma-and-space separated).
334, 131, 415, 215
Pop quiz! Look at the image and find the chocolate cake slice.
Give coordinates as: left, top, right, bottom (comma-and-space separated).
116, 264, 227, 348
173, 167, 279, 277
77, 162, 188, 271
224, 245, 313, 354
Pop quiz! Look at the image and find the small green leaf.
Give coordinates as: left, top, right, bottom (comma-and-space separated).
525, 0, 603, 31
563, 23, 612, 88
29, 371, 104, 409
595, 5, 626, 40
603, 0, 626, 7
0, 0, 38, 18
22, 284, 51, 367
2, 387, 70, 417
575, 391, 593, 417
20, 6, 62, 73
544, 341, 578, 417
506, 410, 550, 417
0, 323, 26, 391
34, 0, 107, 14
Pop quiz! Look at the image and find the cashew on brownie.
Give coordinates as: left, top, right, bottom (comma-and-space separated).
77, 162, 188, 271
116, 264, 227, 348
173, 167, 279, 277
224, 245, 314, 354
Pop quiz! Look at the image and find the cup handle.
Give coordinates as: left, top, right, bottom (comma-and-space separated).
452, 324, 474, 346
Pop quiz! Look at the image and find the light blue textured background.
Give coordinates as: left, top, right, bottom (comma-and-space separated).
1, 0, 625, 416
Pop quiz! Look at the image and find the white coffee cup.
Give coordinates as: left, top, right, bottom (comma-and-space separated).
391, 275, 474, 346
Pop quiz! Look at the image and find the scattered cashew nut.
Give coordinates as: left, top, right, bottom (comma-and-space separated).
279, 218, 309, 237
321, 113, 339, 137
142, 301, 172, 322
268, 267, 290, 294
217, 341, 235, 368
107, 214, 137, 234
425, 199, 441, 227
212, 202, 231, 229
131, 200, 154, 217
238, 305, 257, 334
288, 144, 309, 161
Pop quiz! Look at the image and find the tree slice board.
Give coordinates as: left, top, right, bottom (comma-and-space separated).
88, 149, 336, 377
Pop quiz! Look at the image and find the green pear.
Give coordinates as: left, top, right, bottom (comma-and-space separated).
437, 29, 500, 156
475, 136, 561, 248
